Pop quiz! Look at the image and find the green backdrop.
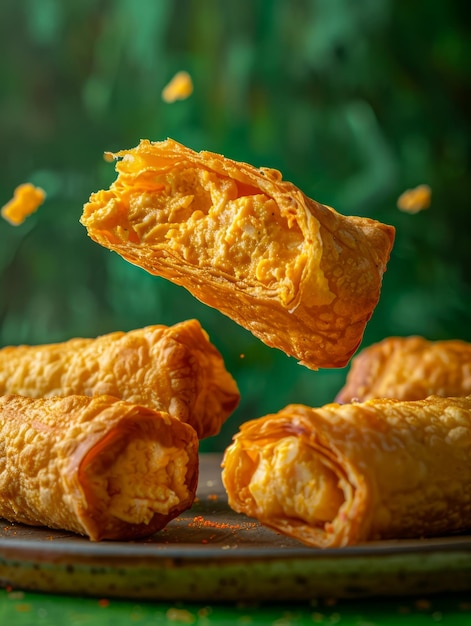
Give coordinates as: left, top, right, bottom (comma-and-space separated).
1, 0, 470, 450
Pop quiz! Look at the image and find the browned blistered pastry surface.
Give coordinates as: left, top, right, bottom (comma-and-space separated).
81, 139, 395, 369
0, 319, 239, 439
222, 395, 471, 548
0, 394, 198, 540
336, 336, 471, 403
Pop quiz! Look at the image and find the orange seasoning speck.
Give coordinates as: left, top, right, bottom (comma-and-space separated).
397, 184, 431, 214
1, 183, 45, 226
162, 71, 193, 103
98, 598, 110, 608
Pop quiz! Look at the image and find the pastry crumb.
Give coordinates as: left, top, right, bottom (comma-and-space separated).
162, 71, 193, 103
397, 184, 431, 213
1, 183, 45, 225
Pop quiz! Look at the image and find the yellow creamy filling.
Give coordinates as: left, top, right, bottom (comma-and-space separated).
86, 436, 190, 526
125, 166, 305, 303
248, 436, 344, 526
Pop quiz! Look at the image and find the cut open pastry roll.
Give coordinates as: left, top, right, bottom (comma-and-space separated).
0, 319, 239, 439
80, 139, 395, 369
336, 336, 471, 403
0, 394, 198, 541
222, 396, 471, 548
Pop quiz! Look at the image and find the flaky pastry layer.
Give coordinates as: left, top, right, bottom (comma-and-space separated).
336, 336, 471, 403
222, 396, 471, 548
0, 319, 239, 439
80, 139, 395, 369
0, 394, 199, 540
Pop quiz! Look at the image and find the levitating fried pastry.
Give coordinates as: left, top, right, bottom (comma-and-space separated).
0, 319, 239, 439
222, 396, 471, 548
336, 336, 471, 403
0, 394, 198, 540
80, 139, 395, 369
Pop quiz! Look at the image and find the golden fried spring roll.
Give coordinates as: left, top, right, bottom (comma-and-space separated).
222, 396, 471, 548
0, 394, 198, 541
80, 139, 395, 369
336, 336, 471, 403
0, 319, 239, 439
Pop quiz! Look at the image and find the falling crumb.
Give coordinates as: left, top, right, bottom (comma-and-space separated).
98, 598, 110, 608
207, 493, 219, 501
103, 151, 116, 162
415, 598, 431, 611
1, 183, 45, 226
166, 607, 196, 623
15, 604, 32, 613
162, 71, 193, 103
240, 354, 245, 359
397, 184, 431, 213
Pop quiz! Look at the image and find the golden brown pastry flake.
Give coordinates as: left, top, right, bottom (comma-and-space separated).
80, 139, 395, 369
1, 183, 45, 226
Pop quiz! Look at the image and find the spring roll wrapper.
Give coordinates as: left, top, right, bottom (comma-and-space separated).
80, 139, 395, 370
336, 335, 471, 403
0, 319, 239, 439
0, 394, 199, 541
222, 396, 471, 548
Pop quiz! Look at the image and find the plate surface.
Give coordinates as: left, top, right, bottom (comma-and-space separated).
0, 453, 470, 602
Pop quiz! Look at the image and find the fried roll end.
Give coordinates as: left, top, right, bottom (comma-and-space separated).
222, 396, 471, 548
80, 138, 395, 369
0, 394, 199, 541
336, 336, 471, 403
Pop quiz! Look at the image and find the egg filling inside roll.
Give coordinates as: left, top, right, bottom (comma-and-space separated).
248, 436, 345, 528
81, 423, 192, 527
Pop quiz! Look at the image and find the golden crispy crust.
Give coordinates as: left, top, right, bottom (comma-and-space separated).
80, 139, 395, 369
222, 395, 471, 548
0, 319, 239, 439
0, 394, 198, 540
336, 336, 471, 403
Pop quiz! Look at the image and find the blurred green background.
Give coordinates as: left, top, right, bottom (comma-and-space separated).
1, 0, 470, 450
